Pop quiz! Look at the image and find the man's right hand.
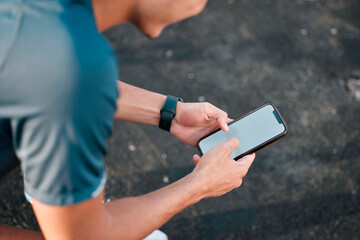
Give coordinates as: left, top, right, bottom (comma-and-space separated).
191, 137, 255, 198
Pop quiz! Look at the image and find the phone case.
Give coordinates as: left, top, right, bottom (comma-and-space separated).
196, 103, 288, 160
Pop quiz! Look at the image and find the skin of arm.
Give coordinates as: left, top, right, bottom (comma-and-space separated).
0, 225, 44, 240
31, 138, 255, 240
114, 81, 167, 125
116, 81, 230, 147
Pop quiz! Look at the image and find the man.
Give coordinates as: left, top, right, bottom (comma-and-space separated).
0, 0, 256, 239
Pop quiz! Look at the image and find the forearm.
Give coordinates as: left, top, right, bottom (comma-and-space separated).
32, 173, 205, 240
115, 81, 167, 125
104, 173, 204, 240
0, 225, 44, 240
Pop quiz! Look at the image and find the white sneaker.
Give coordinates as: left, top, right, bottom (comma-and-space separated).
143, 229, 168, 240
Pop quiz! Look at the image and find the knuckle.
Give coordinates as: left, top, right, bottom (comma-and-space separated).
235, 178, 243, 188
222, 111, 228, 119
201, 102, 210, 113
204, 102, 212, 110
241, 167, 249, 177
238, 178, 243, 186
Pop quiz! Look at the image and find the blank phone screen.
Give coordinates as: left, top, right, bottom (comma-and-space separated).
198, 104, 286, 159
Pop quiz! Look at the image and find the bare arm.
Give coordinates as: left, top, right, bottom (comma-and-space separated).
114, 81, 167, 125
32, 139, 255, 240
115, 81, 230, 146
0, 225, 44, 240
32, 175, 201, 240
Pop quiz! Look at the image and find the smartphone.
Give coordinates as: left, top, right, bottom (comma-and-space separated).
196, 103, 288, 160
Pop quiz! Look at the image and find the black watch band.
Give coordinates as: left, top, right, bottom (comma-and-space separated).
159, 95, 183, 132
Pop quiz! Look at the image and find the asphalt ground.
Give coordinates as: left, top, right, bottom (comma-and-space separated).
1, 0, 360, 239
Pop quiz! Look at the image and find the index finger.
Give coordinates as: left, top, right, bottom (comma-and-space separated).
207, 104, 229, 131
219, 137, 240, 156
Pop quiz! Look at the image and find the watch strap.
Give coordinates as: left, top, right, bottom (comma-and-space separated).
159, 95, 183, 131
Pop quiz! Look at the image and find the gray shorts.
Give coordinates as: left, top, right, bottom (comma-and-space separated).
0, 0, 119, 205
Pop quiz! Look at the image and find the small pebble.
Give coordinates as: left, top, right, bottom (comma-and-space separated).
161, 153, 167, 159
356, 91, 360, 99
227, 0, 234, 4
166, 62, 173, 68
347, 79, 360, 101
300, 29, 308, 36
187, 73, 194, 79
163, 175, 169, 183
165, 49, 173, 58
198, 96, 206, 102
330, 28, 337, 35
128, 144, 136, 151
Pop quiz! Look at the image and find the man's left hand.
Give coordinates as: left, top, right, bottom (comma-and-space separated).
170, 102, 231, 147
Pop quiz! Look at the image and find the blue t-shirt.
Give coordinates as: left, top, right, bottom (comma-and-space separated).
0, 0, 119, 205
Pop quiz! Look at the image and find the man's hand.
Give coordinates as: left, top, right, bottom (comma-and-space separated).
191, 137, 255, 198
170, 102, 231, 147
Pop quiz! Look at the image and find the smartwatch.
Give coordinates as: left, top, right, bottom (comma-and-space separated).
159, 95, 183, 132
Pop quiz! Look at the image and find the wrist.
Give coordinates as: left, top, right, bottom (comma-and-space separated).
159, 95, 183, 131
182, 171, 208, 203
169, 101, 184, 134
